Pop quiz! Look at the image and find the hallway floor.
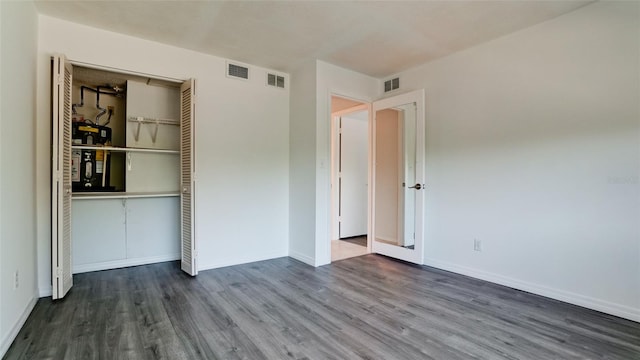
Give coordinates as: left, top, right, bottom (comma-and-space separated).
331, 236, 368, 261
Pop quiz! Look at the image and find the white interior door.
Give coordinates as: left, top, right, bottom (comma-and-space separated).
371, 89, 425, 264
180, 79, 197, 276
51, 54, 74, 299
339, 111, 368, 238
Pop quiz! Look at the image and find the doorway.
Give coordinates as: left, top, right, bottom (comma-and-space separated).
328, 90, 425, 265
330, 95, 370, 261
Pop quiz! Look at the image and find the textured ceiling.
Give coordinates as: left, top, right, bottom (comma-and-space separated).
35, 0, 593, 78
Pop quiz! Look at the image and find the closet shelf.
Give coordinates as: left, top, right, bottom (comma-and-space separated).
71, 145, 179, 154
72, 191, 180, 200
128, 116, 179, 143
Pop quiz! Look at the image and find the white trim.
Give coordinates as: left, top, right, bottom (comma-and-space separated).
326, 93, 373, 266
424, 258, 640, 322
288, 251, 315, 267
330, 114, 340, 241
72, 254, 180, 274
0, 293, 38, 358
330, 103, 370, 242
69, 60, 185, 84
370, 89, 425, 265
199, 251, 288, 271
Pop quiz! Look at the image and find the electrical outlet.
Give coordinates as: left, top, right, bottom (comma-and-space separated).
474, 239, 482, 252
14, 270, 19, 289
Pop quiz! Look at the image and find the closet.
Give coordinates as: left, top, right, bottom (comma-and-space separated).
51, 55, 197, 300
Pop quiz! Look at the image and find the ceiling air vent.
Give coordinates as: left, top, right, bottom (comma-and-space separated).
227, 63, 249, 80
384, 77, 400, 92
267, 73, 286, 89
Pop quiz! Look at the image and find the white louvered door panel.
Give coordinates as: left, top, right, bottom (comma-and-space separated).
180, 79, 197, 276
51, 55, 74, 299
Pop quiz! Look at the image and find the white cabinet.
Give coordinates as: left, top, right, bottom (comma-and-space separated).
126, 197, 180, 260
72, 197, 181, 273
72, 199, 127, 269
50, 55, 196, 299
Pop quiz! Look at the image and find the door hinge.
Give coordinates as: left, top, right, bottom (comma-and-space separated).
56, 267, 62, 279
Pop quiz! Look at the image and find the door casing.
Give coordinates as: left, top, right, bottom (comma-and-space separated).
370, 89, 425, 265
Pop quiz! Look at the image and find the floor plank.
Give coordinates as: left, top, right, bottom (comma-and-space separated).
4, 255, 639, 359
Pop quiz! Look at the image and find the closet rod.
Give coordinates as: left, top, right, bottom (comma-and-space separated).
127, 116, 179, 125
128, 116, 179, 143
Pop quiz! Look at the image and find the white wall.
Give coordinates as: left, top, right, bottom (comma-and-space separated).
396, 1, 640, 320
290, 61, 378, 266
315, 61, 379, 265
36, 16, 290, 294
0, 1, 39, 356
289, 60, 318, 265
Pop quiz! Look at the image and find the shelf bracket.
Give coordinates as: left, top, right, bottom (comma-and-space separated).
134, 117, 143, 142
150, 118, 160, 144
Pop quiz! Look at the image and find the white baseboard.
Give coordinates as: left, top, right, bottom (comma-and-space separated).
73, 254, 180, 274
0, 292, 38, 358
424, 258, 640, 323
288, 250, 315, 266
198, 251, 288, 272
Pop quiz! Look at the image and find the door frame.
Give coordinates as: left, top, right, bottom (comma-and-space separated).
49, 55, 197, 298
329, 94, 372, 262
370, 89, 425, 265
330, 103, 369, 241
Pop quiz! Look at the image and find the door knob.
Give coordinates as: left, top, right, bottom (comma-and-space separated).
408, 183, 422, 190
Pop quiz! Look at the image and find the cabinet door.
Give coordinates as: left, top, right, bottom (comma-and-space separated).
51, 54, 74, 299
180, 79, 197, 276
126, 197, 180, 260
72, 199, 126, 270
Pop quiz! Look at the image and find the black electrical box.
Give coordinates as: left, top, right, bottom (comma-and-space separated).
72, 123, 112, 145
71, 123, 114, 191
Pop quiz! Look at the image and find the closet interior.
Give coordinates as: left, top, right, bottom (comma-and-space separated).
66, 65, 181, 274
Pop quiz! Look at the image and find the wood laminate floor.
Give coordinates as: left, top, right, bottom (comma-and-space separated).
4, 255, 640, 360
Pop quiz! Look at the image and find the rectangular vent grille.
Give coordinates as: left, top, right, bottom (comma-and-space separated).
267, 73, 285, 89
384, 77, 400, 92
228, 63, 249, 79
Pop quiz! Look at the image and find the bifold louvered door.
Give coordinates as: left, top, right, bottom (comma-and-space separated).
180, 79, 197, 276
51, 55, 74, 299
